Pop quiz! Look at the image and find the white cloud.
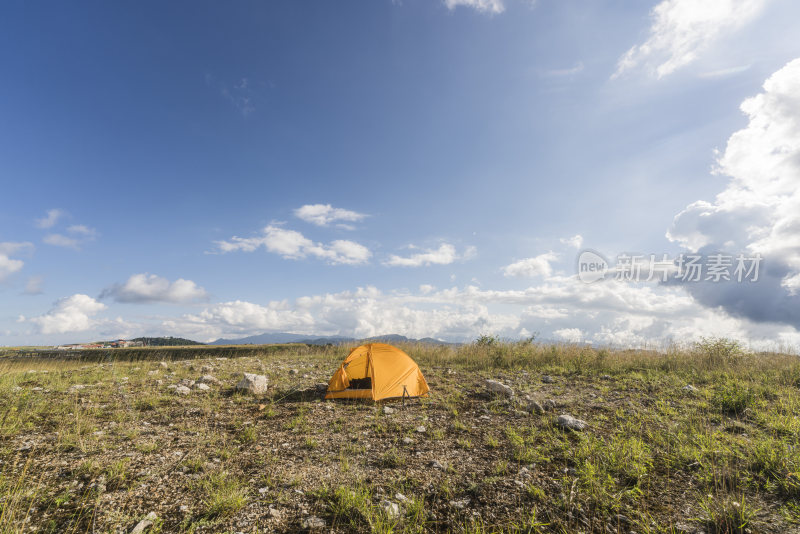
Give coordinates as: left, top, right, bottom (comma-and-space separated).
24, 275, 44, 295
43, 233, 81, 249
553, 327, 584, 342
215, 225, 371, 265
384, 243, 473, 267
0, 254, 24, 282
444, 0, 505, 14
503, 252, 559, 278
667, 57, 800, 329
35, 209, 66, 229
698, 64, 752, 79
42, 224, 96, 249
293, 204, 367, 228
614, 0, 769, 78
155, 276, 798, 349
560, 235, 583, 249
102, 273, 209, 304
27, 294, 107, 335
542, 62, 584, 78
0, 242, 33, 282
67, 224, 97, 237
0, 242, 34, 256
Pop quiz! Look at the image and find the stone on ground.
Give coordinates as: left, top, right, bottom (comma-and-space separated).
301, 515, 326, 530
130, 512, 158, 534
556, 414, 588, 431
174, 385, 191, 395
380, 500, 400, 518
236, 373, 268, 395
485, 379, 514, 397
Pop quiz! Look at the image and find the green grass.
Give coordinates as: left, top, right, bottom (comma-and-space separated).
1, 339, 799, 532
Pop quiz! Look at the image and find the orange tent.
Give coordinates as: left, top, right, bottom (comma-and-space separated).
325, 343, 430, 401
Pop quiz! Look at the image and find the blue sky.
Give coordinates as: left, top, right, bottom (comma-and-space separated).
2, 0, 800, 347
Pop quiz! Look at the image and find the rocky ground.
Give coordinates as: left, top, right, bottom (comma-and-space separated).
1, 345, 799, 533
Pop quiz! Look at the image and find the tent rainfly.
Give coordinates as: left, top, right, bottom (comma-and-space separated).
325, 343, 430, 401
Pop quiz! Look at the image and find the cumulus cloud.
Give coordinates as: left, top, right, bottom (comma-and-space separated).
27, 294, 107, 335
503, 252, 559, 278
614, 0, 769, 78
667, 57, 800, 328
153, 275, 797, 348
0, 242, 33, 282
35, 209, 66, 229
444, 0, 505, 14
553, 327, 584, 342
384, 244, 475, 267
560, 235, 584, 249
215, 225, 371, 265
101, 273, 209, 304
0, 255, 24, 282
293, 204, 367, 228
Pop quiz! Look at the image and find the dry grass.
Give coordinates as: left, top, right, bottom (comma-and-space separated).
0, 340, 798, 533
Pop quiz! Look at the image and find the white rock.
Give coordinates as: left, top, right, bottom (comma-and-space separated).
380, 500, 400, 518
301, 516, 326, 530
450, 499, 470, 509
485, 379, 514, 397
542, 375, 555, 384
130, 512, 158, 534
415, 425, 426, 433
682, 384, 699, 393
383, 406, 395, 415
197, 375, 221, 386
236, 373, 268, 395
193, 383, 210, 391
174, 385, 191, 395
159, 362, 169, 369
395, 492, 409, 503
556, 414, 588, 431
402, 437, 414, 445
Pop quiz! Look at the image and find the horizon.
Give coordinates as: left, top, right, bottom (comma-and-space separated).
3, 1, 800, 351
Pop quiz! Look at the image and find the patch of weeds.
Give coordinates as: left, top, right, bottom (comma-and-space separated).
380, 447, 406, 468
182, 457, 206, 474
781, 501, 800, 524
713, 382, 755, 415
200, 471, 248, 519
526, 484, 546, 501
104, 458, 131, 491
494, 460, 509, 476
237, 425, 257, 444
695, 493, 757, 534
304, 436, 318, 450
456, 438, 472, 450
135, 441, 158, 454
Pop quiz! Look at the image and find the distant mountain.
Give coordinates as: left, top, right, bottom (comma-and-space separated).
132, 336, 203, 346
209, 333, 351, 345
209, 332, 455, 346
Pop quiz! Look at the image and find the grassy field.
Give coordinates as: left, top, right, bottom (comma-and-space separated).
0, 340, 798, 533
